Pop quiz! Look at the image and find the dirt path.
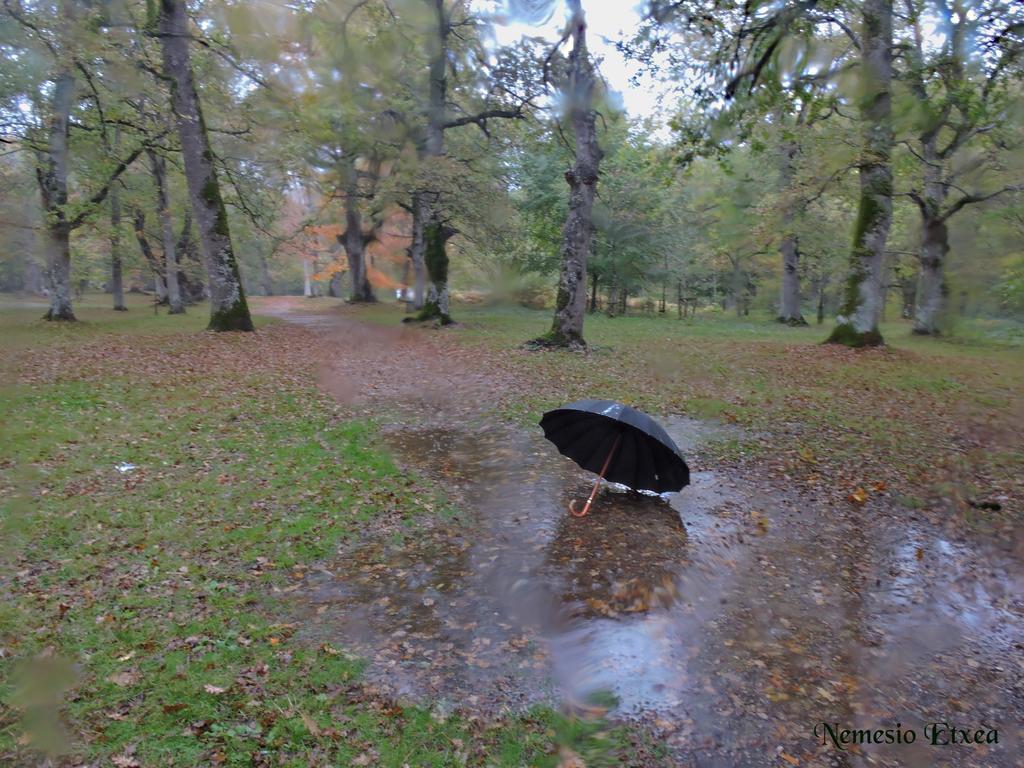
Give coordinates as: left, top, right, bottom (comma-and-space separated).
262, 298, 1023, 767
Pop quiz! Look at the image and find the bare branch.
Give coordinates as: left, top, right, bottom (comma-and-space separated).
67, 139, 160, 229
940, 184, 1022, 222
442, 107, 526, 131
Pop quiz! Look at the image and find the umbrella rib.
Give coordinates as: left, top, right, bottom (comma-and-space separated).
553, 417, 607, 468
578, 423, 615, 475
629, 429, 644, 491
634, 429, 656, 491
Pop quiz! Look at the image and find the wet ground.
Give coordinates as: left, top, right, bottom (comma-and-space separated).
262, 299, 1023, 767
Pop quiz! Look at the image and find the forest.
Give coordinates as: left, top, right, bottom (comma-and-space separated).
1, 1, 1023, 767
0, 0, 1021, 342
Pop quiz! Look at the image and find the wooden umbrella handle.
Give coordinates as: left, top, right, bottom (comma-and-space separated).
570, 433, 622, 517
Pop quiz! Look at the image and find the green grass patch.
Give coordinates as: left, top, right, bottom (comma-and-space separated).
0, 299, 652, 766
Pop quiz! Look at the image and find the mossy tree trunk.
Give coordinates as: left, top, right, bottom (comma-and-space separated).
546, 0, 600, 348
38, 68, 76, 321
825, 0, 892, 347
158, 0, 253, 331
343, 166, 376, 303
405, 2, 457, 325
402, 0, 525, 323
414, 220, 454, 323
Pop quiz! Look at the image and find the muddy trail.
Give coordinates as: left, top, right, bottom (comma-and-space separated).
261, 299, 1023, 767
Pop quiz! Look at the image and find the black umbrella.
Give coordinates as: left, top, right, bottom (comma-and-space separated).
540, 399, 690, 517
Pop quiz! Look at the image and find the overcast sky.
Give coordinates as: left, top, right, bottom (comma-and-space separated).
489, 1, 674, 125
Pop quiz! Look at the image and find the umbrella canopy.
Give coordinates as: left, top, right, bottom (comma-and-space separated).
540, 399, 690, 494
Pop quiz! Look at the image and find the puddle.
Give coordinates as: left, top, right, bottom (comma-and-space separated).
297, 421, 745, 711
295, 418, 1023, 764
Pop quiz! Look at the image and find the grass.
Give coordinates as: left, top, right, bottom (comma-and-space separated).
0, 295, 657, 767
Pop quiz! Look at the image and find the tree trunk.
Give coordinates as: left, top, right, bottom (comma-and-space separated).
545, 0, 599, 347
344, 168, 376, 303
825, 0, 892, 347
149, 150, 185, 314
259, 254, 274, 296
774, 112, 808, 326
778, 235, 806, 324
912, 137, 949, 335
44, 223, 74, 320
590, 270, 599, 313
777, 136, 806, 324
417, 221, 454, 323
133, 207, 167, 302
176, 210, 205, 302
731, 257, 744, 317
159, 0, 253, 331
303, 259, 315, 298
913, 216, 949, 335
900, 270, 916, 319
38, 68, 76, 321
405, 0, 453, 323
109, 184, 127, 311
408, 194, 427, 309
606, 272, 618, 318
108, 124, 127, 311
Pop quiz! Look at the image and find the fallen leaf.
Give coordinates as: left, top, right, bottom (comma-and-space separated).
556, 746, 586, 768
108, 670, 141, 687
847, 487, 868, 505
203, 684, 228, 695
780, 752, 800, 766
300, 711, 321, 736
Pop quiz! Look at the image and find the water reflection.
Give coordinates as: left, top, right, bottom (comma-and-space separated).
293, 418, 1023, 766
